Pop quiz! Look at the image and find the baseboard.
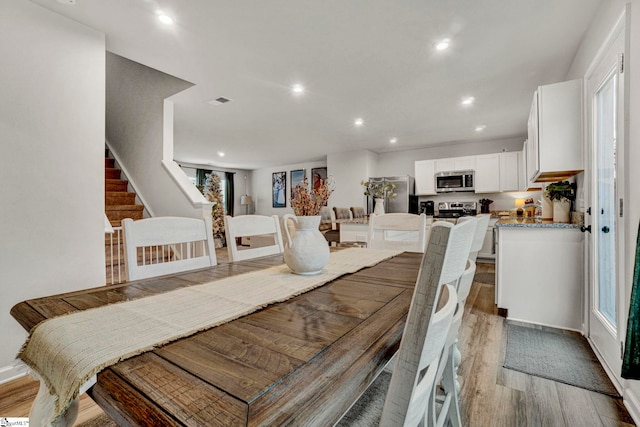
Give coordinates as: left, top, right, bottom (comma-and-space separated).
0, 362, 29, 385
505, 316, 583, 334
624, 386, 640, 425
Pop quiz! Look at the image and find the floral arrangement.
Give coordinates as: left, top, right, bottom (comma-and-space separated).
204, 173, 226, 248
544, 180, 576, 201
361, 181, 397, 199
291, 176, 335, 216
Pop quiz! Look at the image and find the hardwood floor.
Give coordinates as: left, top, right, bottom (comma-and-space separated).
0, 261, 634, 426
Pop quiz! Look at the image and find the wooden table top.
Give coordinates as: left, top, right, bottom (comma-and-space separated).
11, 251, 422, 426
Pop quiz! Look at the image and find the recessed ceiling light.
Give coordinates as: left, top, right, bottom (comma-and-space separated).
475, 125, 487, 132
158, 14, 174, 25
434, 39, 450, 51
217, 151, 225, 157
389, 137, 398, 144
291, 84, 305, 95
354, 118, 364, 127
461, 96, 475, 106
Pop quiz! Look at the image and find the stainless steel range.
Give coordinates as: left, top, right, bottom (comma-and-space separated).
434, 201, 478, 219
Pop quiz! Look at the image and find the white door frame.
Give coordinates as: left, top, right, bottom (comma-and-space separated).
583, 10, 627, 393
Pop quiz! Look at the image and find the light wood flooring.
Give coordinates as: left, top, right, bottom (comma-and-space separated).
0, 260, 634, 426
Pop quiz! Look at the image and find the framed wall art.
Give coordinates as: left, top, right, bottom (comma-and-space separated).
272, 171, 286, 208
310, 167, 327, 192
290, 169, 306, 192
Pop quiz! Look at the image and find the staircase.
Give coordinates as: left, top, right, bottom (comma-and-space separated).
105, 157, 144, 227
105, 155, 144, 284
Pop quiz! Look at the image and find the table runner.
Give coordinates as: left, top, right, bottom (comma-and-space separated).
18, 248, 402, 425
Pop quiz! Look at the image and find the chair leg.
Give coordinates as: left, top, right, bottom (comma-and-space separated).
441, 349, 462, 427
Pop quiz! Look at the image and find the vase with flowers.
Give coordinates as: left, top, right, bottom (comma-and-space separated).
544, 180, 576, 223
283, 177, 335, 275
361, 180, 397, 215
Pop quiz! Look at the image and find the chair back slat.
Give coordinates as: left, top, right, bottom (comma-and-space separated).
367, 213, 427, 253
122, 217, 216, 282
224, 215, 284, 262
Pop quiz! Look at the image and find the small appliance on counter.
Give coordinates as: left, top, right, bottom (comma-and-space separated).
434, 201, 478, 219
420, 200, 435, 216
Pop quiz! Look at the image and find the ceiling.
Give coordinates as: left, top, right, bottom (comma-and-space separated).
32, 0, 602, 170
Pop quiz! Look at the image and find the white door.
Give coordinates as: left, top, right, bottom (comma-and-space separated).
586, 23, 625, 388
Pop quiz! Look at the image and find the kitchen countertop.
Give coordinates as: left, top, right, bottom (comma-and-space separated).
495, 218, 580, 229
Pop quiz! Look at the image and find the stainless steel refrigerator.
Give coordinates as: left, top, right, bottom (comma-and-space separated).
366, 175, 417, 214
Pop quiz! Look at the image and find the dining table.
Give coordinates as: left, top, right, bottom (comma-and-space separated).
10, 249, 422, 426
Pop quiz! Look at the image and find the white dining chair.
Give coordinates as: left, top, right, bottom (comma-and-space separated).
224, 215, 285, 262
122, 216, 217, 281
337, 219, 476, 427
457, 213, 491, 262
367, 213, 428, 253
429, 259, 476, 427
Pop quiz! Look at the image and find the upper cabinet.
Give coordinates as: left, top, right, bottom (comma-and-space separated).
415, 159, 436, 195
453, 156, 476, 171
415, 151, 524, 195
499, 152, 519, 192
520, 139, 542, 191
475, 154, 500, 193
528, 79, 583, 182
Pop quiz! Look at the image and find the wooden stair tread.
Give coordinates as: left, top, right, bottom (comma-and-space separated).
105, 205, 144, 211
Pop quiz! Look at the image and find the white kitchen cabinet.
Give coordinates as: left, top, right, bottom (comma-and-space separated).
435, 158, 454, 173
454, 156, 476, 171
415, 159, 436, 195
527, 79, 583, 182
474, 154, 500, 193
477, 217, 498, 260
499, 152, 519, 192
520, 140, 542, 191
496, 225, 583, 331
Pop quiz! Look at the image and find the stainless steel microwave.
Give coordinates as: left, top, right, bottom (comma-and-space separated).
435, 170, 475, 193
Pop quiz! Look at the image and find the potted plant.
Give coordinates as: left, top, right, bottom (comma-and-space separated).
361, 181, 397, 214
544, 180, 576, 223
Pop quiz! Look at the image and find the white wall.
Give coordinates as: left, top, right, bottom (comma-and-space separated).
0, 1, 105, 382
327, 150, 378, 210
252, 160, 327, 216
105, 53, 208, 220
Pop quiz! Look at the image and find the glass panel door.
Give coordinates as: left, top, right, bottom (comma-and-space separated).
595, 70, 617, 327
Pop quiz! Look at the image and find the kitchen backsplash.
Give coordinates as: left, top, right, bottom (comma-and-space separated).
417, 190, 543, 213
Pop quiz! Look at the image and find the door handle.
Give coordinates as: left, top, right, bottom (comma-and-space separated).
580, 225, 591, 233
602, 226, 610, 233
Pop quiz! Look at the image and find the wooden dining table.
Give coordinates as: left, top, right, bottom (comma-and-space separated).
10, 251, 422, 426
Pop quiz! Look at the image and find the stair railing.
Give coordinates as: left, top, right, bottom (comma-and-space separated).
105, 226, 125, 285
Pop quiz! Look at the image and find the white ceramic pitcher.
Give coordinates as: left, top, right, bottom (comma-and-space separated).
282, 214, 330, 275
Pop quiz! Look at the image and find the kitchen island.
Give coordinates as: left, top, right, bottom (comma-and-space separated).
495, 218, 584, 331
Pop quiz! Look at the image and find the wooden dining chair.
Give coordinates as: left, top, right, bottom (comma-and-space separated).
320, 206, 340, 246
224, 215, 284, 262
122, 216, 216, 281
337, 219, 476, 427
367, 213, 428, 253
457, 214, 491, 262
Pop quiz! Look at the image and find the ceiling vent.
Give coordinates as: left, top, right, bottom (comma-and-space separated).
207, 97, 232, 105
